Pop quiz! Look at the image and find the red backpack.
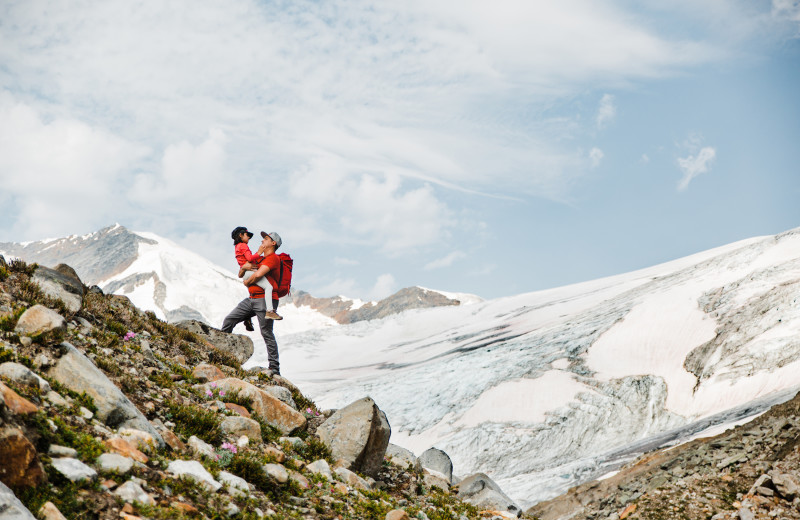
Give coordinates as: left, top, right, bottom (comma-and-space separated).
275, 253, 293, 297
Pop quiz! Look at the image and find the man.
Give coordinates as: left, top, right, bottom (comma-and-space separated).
221, 231, 284, 375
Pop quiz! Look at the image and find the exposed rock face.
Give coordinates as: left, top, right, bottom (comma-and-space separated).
456, 473, 521, 517
418, 447, 454, 484
196, 378, 305, 434
386, 443, 420, 470
0, 225, 153, 286
191, 363, 226, 382
14, 305, 66, 337
288, 286, 465, 324
32, 265, 84, 313
0, 382, 38, 415
316, 397, 391, 477
0, 426, 46, 488
176, 320, 253, 364
48, 342, 164, 447
0, 480, 36, 519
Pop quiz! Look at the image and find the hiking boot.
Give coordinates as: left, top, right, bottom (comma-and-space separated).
264, 310, 283, 320
243, 318, 254, 331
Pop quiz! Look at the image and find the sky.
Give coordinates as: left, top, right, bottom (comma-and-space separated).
1, 1, 798, 301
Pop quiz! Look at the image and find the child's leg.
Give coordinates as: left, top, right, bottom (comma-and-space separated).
242, 270, 271, 291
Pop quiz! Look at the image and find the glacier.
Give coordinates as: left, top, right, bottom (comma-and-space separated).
256, 228, 800, 507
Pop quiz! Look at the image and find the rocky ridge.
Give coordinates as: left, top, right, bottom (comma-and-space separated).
528, 391, 800, 520
0, 254, 521, 520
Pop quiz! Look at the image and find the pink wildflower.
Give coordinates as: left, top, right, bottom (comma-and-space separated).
219, 390, 225, 397
206, 390, 213, 397
210, 382, 217, 388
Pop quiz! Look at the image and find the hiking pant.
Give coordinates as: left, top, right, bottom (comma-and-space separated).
221, 297, 280, 372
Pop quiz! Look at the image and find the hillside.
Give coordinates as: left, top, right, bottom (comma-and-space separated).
0, 255, 519, 519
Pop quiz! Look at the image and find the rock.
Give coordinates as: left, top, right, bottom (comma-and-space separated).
386, 510, 410, 520
97, 453, 134, 473
264, 446, 286, 463
224, 502, 240, 516
0, 426, 46, 488
279, 436, 304, 447
118, 428, 157, 451
48, 342, 164, 447
192, 363, 226, 383
155, 426, 186, 452
48, 445, 78, 458
220, 416, 261, 442
387, 443, 419, 470
455, 473, 521, 517
0, 480, 36, 519
262, 385, 297, 409
45, 391, 68, 407
196, 378, 305, 434
0, 382, 38, 414
188, 436, 215, 457
176, 320, 253, 364
0, 362, 51, 392
317, 396, 391, 477
306, 459, 333, 481
219, 470, 250, 495
334, 466, 370, 490
418, 448, 453, 484
263, 463, 289, 484
423, 469, 451, 491
225, 402, 251, 418
104, 437, 148, 463
289, 470, 311, 489
770, 471, 800, 500
32, 265, 84, 313
51, 457, 97, 482
114, 480, 156, 505
166, 460, 222, 491
14, 305, 66, 336
170, 502, 199, 515
38, 501, 67, 520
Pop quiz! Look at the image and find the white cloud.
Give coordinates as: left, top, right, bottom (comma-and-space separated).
641, 154, 650, 163
596, 94, 616, 129
370, 274, 397, 300
0, 93, 148, 239
773, 0, 800, 31
677, 146, 716, 190
424, 251, 466, 270
590, 148, 605, 168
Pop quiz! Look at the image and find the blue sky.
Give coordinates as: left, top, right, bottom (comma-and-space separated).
0, 1, 798, 300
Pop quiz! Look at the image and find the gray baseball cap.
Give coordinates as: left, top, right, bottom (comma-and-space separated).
260, 231, 282, 249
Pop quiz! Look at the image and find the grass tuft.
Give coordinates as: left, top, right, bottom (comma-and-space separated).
166, 400, 223, 445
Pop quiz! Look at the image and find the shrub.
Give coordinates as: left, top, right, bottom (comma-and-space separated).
0, 307, 24, 332
294, 436, 333, 463
208, 347, 241, 370
8, 258, 36, 275
166, 401, 223, 445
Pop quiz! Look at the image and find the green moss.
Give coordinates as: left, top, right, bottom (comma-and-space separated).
294, 436, 333, 463
207, 347, 240, 370
166, 401, 223, 445
0, 306, 24, 331
21, 412, 105, 461
16, 479, 94, 517
105, 319, 127, 336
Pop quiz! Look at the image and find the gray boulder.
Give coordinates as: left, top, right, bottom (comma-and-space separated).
316, 396, 391, 477
33, 265, 84, 313
175, 320, 253, 364
166, 460, 222, 491
455, 473, 521, 517
263, 385, 297, 409
51, 457, 97, 482
0, 362, 51, 392
418, 447, 453, 484
0, 480, 36, 519
48, 342, 164, 448
386, 443, 420, 470
14, 305, 66, 337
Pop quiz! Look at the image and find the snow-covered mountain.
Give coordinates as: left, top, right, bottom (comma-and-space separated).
258, 227, 800, 508
0, 225, 474, 337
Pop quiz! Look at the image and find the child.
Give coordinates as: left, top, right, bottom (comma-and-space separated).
231, 227, 282, 327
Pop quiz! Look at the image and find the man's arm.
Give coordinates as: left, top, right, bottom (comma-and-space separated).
243, 264, 271, 286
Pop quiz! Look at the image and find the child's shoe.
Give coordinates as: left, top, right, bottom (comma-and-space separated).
264, 310, 283, 320
244, 318, 254, 331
